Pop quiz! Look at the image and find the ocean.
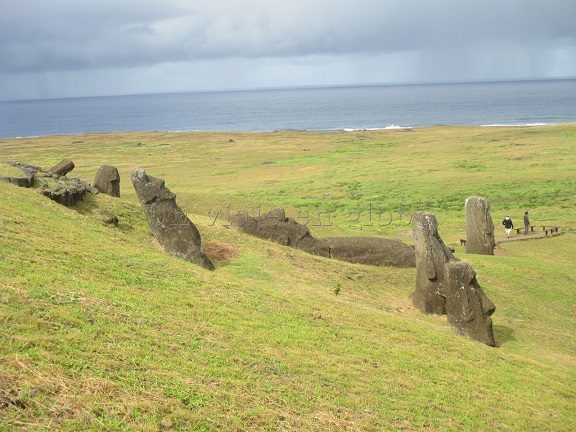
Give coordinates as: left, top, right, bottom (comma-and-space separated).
1, 79, 575, 138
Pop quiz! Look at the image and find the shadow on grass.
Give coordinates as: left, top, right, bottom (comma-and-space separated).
493, 324, 516, 347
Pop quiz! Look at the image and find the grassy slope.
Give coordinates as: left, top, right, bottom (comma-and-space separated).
0, 126, 575, 431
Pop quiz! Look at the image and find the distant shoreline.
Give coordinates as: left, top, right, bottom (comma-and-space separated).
4, 122, 576, 142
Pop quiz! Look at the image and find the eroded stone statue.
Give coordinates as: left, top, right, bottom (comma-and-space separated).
445, 260, 496, 346
465, 196, 495, 255
411, 211, 455, 314
131, 168, 214, 270
411, 211, 496, 346
94, 165, 121, 197
232, 208, 415, 268
48, 158, 75, 176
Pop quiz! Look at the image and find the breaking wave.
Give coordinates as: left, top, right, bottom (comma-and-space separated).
344, 125, 412, 132
481, 122, 550, 127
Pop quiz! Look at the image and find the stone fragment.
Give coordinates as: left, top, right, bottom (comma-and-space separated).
0, 162, 35, 188
48, 159, 75, 176
464, 196, 495, 255
95, 209, 119, 226
3, 162, 95, 206
94, 165, 121, 197
444, 260, 496, 346
411, 211, 456, 314
131, 168, 214, 270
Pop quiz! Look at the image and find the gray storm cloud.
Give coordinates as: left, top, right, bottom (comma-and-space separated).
1, 0, 575, 100
2, 0, 575, 73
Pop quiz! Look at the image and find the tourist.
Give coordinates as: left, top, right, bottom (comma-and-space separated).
502, 215, 514, 237
524, 211, 530, 235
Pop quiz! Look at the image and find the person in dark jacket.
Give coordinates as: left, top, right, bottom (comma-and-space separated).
524, 211, 530, 235
502, 215, 514, 237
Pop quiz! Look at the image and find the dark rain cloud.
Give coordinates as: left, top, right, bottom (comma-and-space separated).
2, 0, 575, 74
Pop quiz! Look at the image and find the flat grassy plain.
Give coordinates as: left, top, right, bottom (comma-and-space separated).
1, 125, 575, 431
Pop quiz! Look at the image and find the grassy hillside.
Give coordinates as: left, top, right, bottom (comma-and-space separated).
1, 126, 575, 431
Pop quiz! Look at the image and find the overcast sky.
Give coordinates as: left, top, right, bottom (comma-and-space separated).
1, 0, 575, 101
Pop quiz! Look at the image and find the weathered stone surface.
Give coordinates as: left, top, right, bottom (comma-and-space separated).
131, 168, 214, 270
94, 165, 121, 197
411, 211, 497, 346
411, 211, 456, 315
0, 162, 35, 188
95, 209, 119, 226
5, 162, 95, 206
232, 208, 316, 248
232, 207, 415, 268
48, 159, 75, 176
444, 260, 496, 346
465, 196, 495, 255
309, 237, 415, 268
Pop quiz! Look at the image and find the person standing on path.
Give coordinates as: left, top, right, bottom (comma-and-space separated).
524, 211, 530, 235
502, 215, 514, 237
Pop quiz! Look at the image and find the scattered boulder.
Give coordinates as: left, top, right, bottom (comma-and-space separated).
4, 162, 96, 206
131, 168, 214, 270
94, 165, 121, 197
411, 211, 455, 315
444, 260, 496, 346
48, 158, 75, 176
465, 196, 495, 255
95, 209, 119, 226
232, 208, 415, 268
37, 172, 96, 206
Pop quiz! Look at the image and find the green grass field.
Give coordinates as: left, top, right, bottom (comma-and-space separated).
1, 125, 575, 431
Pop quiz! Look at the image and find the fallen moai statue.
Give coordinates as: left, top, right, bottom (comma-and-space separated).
47, 158, 75, 177
94, 165, 121, 197
131, 168, 214, 271
411, 211, 496, 346
465, 196, 495, 255
231, 208, 415, 268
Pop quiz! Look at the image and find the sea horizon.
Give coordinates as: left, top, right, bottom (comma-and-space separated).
3, 76, 576, 104
1, 78, 576, 138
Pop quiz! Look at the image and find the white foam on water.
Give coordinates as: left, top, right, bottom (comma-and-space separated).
344, 125, 412, 132
481, 122, 550, 127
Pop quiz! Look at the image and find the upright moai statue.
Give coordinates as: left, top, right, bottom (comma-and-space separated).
412, 211, 497, 346
444, 260, 496, 346
465, 196, 495, 255
411, 211, 457, 315
94, 165, 121, 197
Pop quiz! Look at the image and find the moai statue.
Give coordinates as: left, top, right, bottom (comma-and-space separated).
411, 211, 497, 346
131, 168, 214, 270
411, 211, 457, 315
48, 158, 75, 176
465, 196, 495, 255
444, 260, 496, 346
94, 165, 121, 197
